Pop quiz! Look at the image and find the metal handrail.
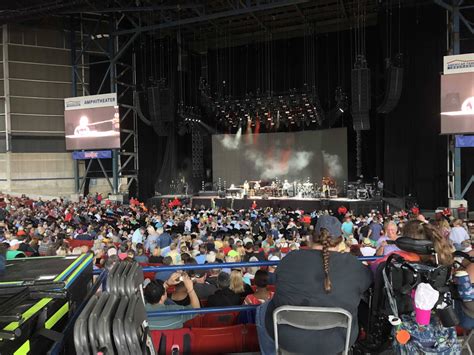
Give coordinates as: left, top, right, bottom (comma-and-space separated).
147, 305, 258, 317
92, 256, 381, 275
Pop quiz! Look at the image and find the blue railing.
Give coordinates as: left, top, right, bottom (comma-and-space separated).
148, 305, 258, 317
92, 256, 381, 275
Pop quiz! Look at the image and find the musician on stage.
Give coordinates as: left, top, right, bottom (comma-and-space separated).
243, 180, 250, 196
282, 180, 291, 197
322, 177, 330, 198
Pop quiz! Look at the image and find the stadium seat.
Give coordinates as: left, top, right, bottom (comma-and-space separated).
139, 262, 162, 280
150, 328, 193, 354
244, 323, 260, 352
191, 325, 245, 354
183, 315, 203, 328
201, 311, 239, 327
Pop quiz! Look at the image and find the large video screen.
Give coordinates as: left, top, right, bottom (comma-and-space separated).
212, 128, 348, 186
441, 72, 474, 134
64, 93, 120, 150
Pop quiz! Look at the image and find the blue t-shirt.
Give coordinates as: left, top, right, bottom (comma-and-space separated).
369, 223, 383, 241
341, 221, 354, 238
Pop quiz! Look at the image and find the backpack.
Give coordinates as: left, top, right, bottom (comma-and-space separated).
393, 314, 460, 355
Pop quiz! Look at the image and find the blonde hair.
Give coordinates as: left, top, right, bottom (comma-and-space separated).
402, 220, 454, 266
229, 270, 245, 294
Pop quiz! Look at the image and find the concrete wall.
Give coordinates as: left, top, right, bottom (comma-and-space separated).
0, 152, 121, 197
0, 24, 117, 197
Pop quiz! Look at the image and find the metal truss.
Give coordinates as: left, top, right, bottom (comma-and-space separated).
435, 0, 474, 200
70, 9, 139, 196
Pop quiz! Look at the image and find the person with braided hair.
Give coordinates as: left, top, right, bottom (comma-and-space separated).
255, 215, 372, 355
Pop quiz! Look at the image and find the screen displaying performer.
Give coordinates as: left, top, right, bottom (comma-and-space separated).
212, 128, 348, 187
64, 93, 120, 150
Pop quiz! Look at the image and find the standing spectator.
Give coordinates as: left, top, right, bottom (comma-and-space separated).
132, 227, 145, 245
145, 226, 159, 254
341, 213, 354, 240
449, 219, 471, 250
158, 227, 173, 249
367, 217, 383, 242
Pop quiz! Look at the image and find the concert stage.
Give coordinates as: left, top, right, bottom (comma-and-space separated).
149, 195, 384, 215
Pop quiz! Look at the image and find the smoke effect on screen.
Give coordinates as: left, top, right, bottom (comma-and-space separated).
246, 149, 313, 179
219, 128, 242, 150
322, 150, 343, 178
212, 129, 348, 186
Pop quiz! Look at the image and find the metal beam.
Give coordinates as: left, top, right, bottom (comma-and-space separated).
73, 4, 204, 13
113, 0, 309, 35
238, 0, 269, 32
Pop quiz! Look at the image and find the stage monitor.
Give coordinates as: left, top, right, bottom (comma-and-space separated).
440, 72, 474, 134
64, 93, 120, 150
212, 128, 348, 187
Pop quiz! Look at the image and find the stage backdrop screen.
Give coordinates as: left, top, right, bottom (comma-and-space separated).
441, 72, 474, 134
212, 128, 348, 187
64, 93, 120, 150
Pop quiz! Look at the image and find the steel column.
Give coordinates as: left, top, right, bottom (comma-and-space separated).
453, 1, 462, 199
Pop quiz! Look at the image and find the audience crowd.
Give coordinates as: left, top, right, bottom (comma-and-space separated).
0, 193, 472, 334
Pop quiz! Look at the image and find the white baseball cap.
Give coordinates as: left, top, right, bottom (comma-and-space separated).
8, 239, 20, 247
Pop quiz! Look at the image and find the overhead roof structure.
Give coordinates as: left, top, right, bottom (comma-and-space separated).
0, 0, 389, 49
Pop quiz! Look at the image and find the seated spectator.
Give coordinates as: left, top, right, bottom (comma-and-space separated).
244, 270, 274, 305
134, 243, 149, 263
256, 215, 372, 354
206, 267, 220, 288
192, 269, 217, 301
6, 239, 26, 260
449, 219, 471, 251
170, 281, 191, 306
195, 245, 207, 264
207, 272, 241, 307
155, 256, 174, 281
229, 269, 253, 297
243, 256, 260, 281
148, 247, 163, 263
371, 219, 454, 272
267, 255, 279, 285
376, 221, 400, 256
145, 272, 200, 330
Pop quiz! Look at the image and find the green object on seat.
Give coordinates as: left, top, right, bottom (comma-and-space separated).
6, 250, 25, 260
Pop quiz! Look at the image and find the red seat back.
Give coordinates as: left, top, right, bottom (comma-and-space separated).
150, 328, 193, 355
139, 263, 163, 280
191, 325, 245, 354
183, 315, 203, 328
201, 311, 239, 327
244, 323, 260, 352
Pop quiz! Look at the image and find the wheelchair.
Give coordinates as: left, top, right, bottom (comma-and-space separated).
355, 237, 457, 354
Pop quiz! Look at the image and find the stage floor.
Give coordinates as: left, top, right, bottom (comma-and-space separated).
149, 195, 383, 215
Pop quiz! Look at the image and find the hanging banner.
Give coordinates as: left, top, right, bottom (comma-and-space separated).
64, 93, 120, 151
72, 150, 112, 160
444, 53, 474, 75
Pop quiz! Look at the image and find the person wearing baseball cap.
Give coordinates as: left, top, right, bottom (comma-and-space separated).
6, 239, 26, 260
255, 214, 372, 355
